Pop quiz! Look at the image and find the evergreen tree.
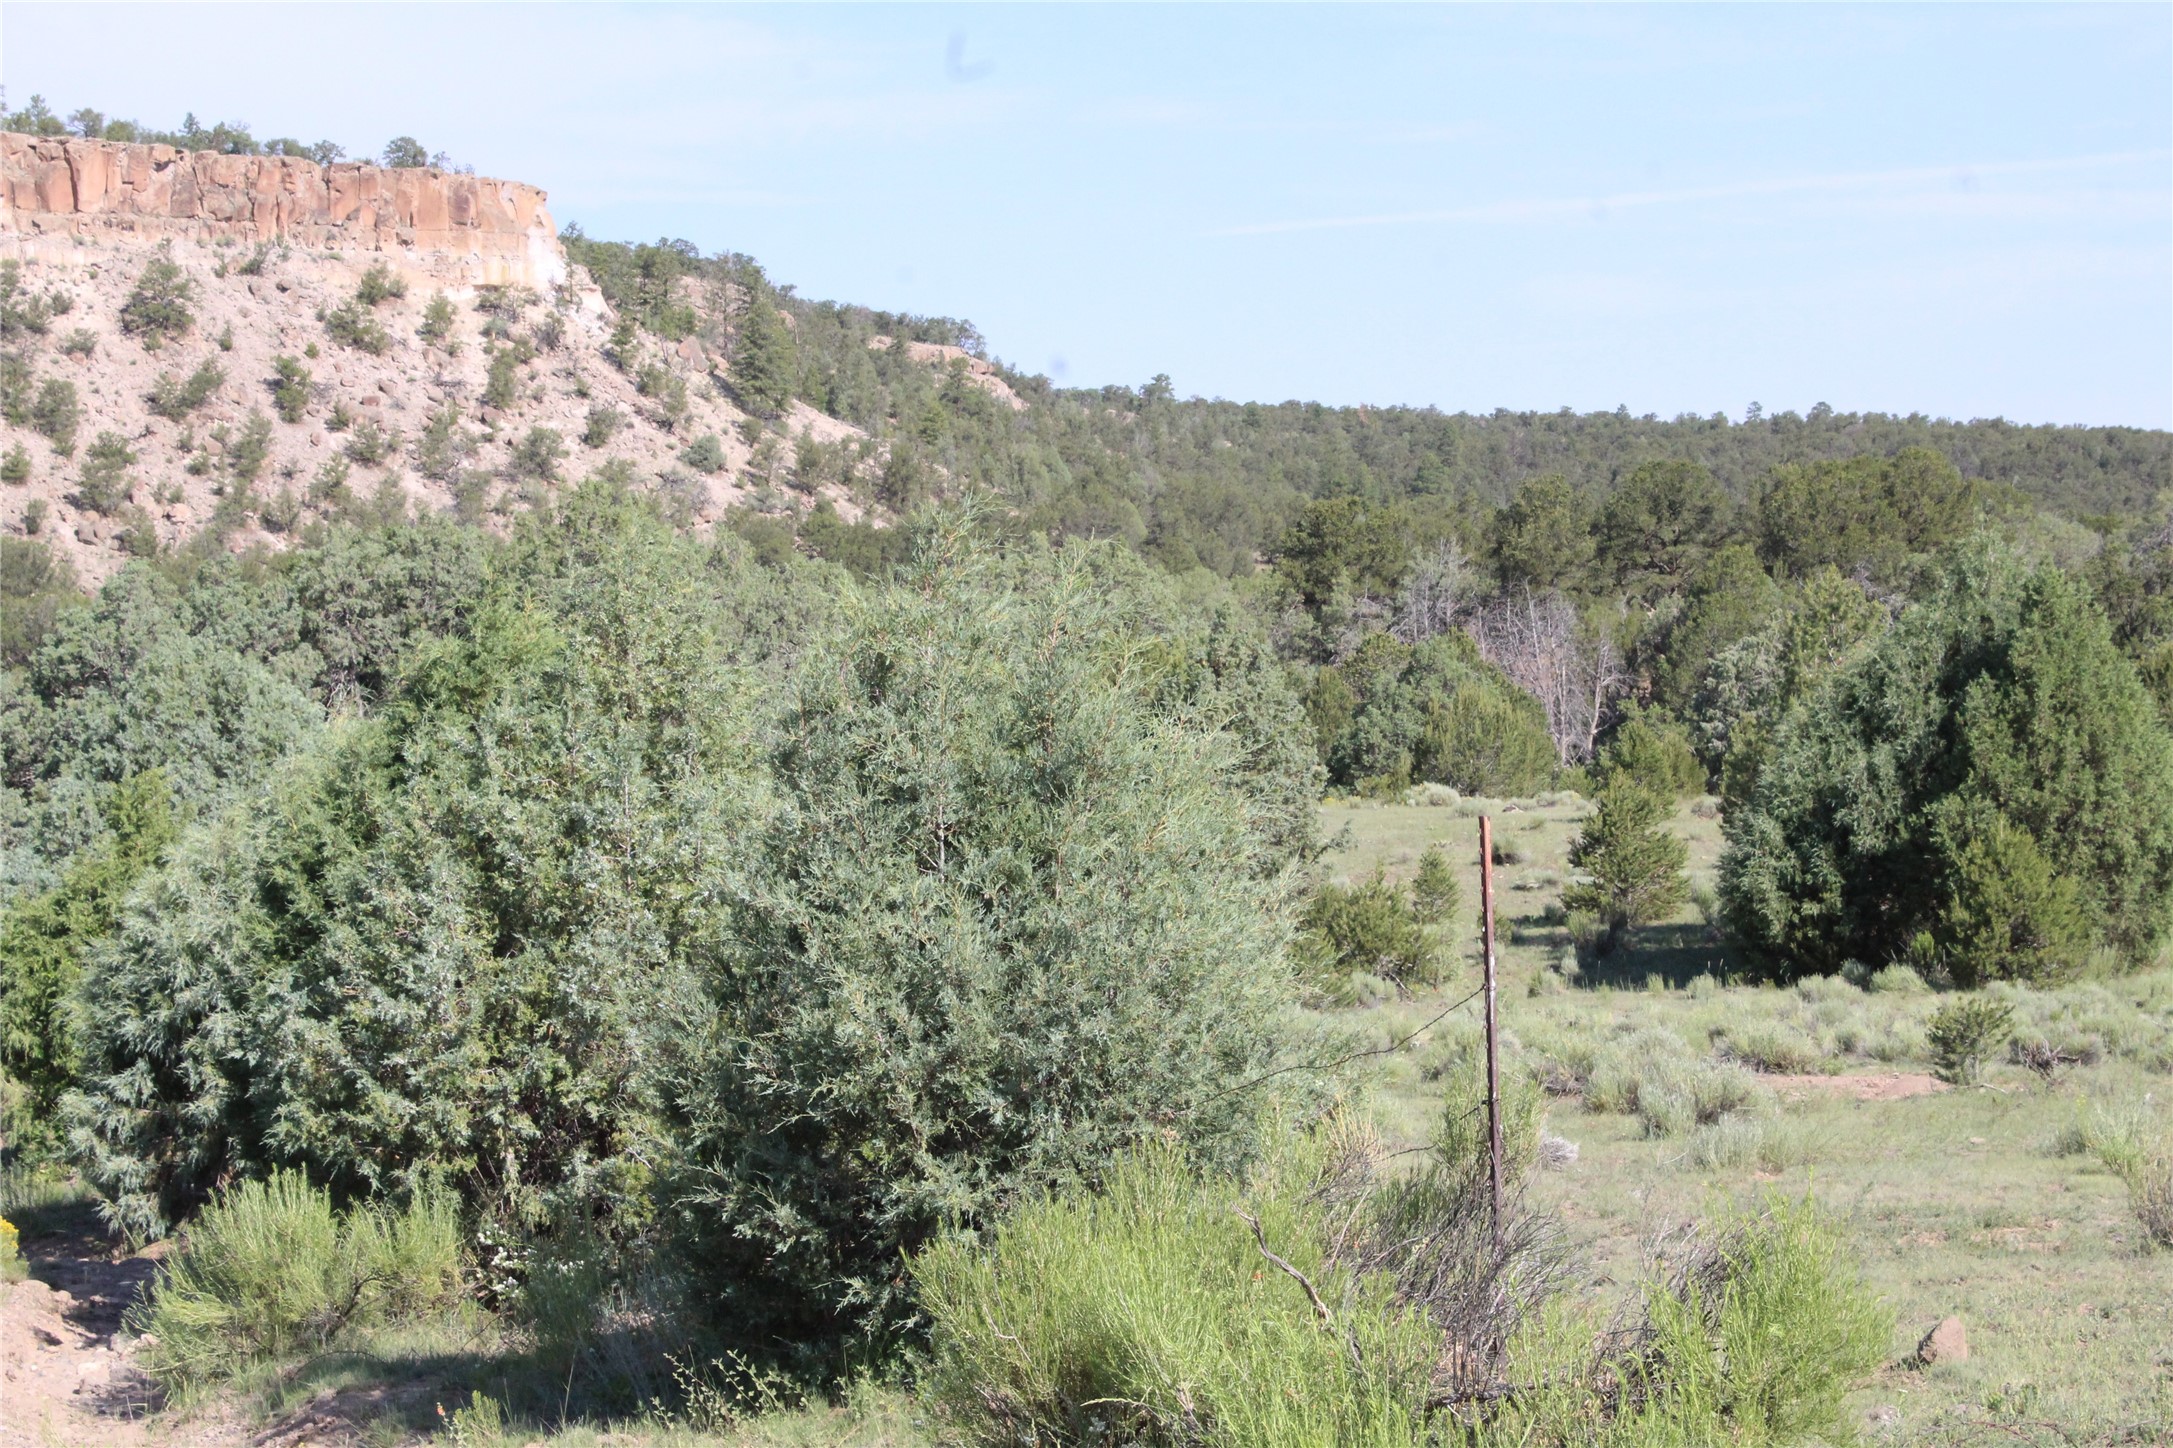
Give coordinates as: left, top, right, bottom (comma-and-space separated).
1563, 780, 1689, 932
730, 289, 796, 417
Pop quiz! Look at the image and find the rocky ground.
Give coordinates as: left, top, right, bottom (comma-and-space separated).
2, 234, 873, 585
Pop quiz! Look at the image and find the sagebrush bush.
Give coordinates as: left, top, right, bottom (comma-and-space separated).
130, 1170, 461, 1391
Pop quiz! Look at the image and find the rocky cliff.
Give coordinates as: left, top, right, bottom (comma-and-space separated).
0, 132, 874, 581
2, 133, 563, 288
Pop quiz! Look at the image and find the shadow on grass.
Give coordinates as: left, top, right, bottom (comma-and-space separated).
255, 1322, 684, 1440
1575, 922, 1748, 990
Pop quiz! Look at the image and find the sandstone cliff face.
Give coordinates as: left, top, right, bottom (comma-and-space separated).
1, 133, 563, 288
0, 136, 877, 581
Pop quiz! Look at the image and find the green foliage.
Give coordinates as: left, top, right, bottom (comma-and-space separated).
118, 250, 195, 345
1596, 460, 1731, 592
59, 327, 97, 358
916, 1138, 1441, 1448
1758, 446, 1979, 583
680, 433, 728, 474
1937, 811, 2090, 987
341, 415, 397, 467
417, 290, 458, 349
227, 408, 274, 482
31, 377, 81, 455
74, 430, 137, 514
583, 404, 625, 448
267, 355, 310, 422
414, 400, 474, 482
0, 259, 58, 339
665, 528, 1305, 1365
129, 1171, 462, 1390
731, 292, 797, 417
507, 426, 564, 482
1300, 871, 1434, 988
1411, 842, 1459, 924
323, 296, 389, 354
561, 230, 701, 342
1274, 496, 1413, 609
0, 444, 29, 487
65, 486, 783, 1240
1327, 633, 1558, 796
1925, 995, 2015, 1085
1583, 1198, 1889, 1447
148, 360, 226, 420
1488, 474, 1594, 591
353, 262, 408, 306
1722, 549, 2173, 978
380, 136, 429, 169
483, 343, 525, 409
1563, 780, 1689, 933
1596, 709, 1704, 799
0, 772, 176, 1118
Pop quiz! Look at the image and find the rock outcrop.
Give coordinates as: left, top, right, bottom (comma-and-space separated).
1, 133, 563, 287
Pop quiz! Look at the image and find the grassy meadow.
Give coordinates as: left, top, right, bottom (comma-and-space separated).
1323, 792, 2173, 1446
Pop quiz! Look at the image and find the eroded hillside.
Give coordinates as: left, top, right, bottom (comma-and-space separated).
0, 133, 867, 580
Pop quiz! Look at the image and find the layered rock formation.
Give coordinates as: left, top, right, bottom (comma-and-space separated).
1, 132, 563, 287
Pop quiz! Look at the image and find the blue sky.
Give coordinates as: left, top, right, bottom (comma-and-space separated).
5, 4, 2168, 426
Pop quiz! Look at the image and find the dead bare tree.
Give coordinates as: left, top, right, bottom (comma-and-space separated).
1467, 587, 1624, 765
1392, 540, 1476, 645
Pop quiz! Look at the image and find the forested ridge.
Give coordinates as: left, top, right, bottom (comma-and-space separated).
2, 98, 2172, 1445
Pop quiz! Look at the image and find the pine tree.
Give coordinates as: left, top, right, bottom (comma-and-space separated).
1563, 780, 1688, 932
730, 289, 796, 417
1411, 843, 1460, 924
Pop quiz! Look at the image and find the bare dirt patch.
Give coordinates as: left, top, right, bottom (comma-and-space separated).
1758, 1070, 1949, 1102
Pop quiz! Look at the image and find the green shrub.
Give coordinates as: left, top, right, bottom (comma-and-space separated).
1, 444, 30, 486
147, 360, 225, 420
1411, 842, 1460, 924
119, 250, 194, 345
31, 377, 80, 454
73, 430, 137, 513
1937, 811, 2089, 986
583, 404, 625, 448
507, 426, 564, 481
1593, 1197, 1889, 1446
680, 433, 728, 474
226, 408, 274, 482
666, 532, 1307, 1367
415, 400, 473, 481
483, 343, 525, 409
324, 297, 389, 354
1926, 995, 2015, 1085
129, 1170, 461, 1391
918, 1138, 1439, 1448
267, 355, 310, 423
417, 290, 458, 350
1416, 677, 1559, 796
0, 773, 176, 1119
342, 416, 398, 467
60, 327, 97, 357
1563, 780, 1688, 933
353, 261, 407, 306
0, 259, 56, 338
1300, 871, 1435, 988
1596, 708, 1706, 798
22, 498, 46, 534
65, 488, 773, 1240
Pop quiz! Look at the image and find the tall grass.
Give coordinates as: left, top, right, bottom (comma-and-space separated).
130, 1170, 464, 1393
